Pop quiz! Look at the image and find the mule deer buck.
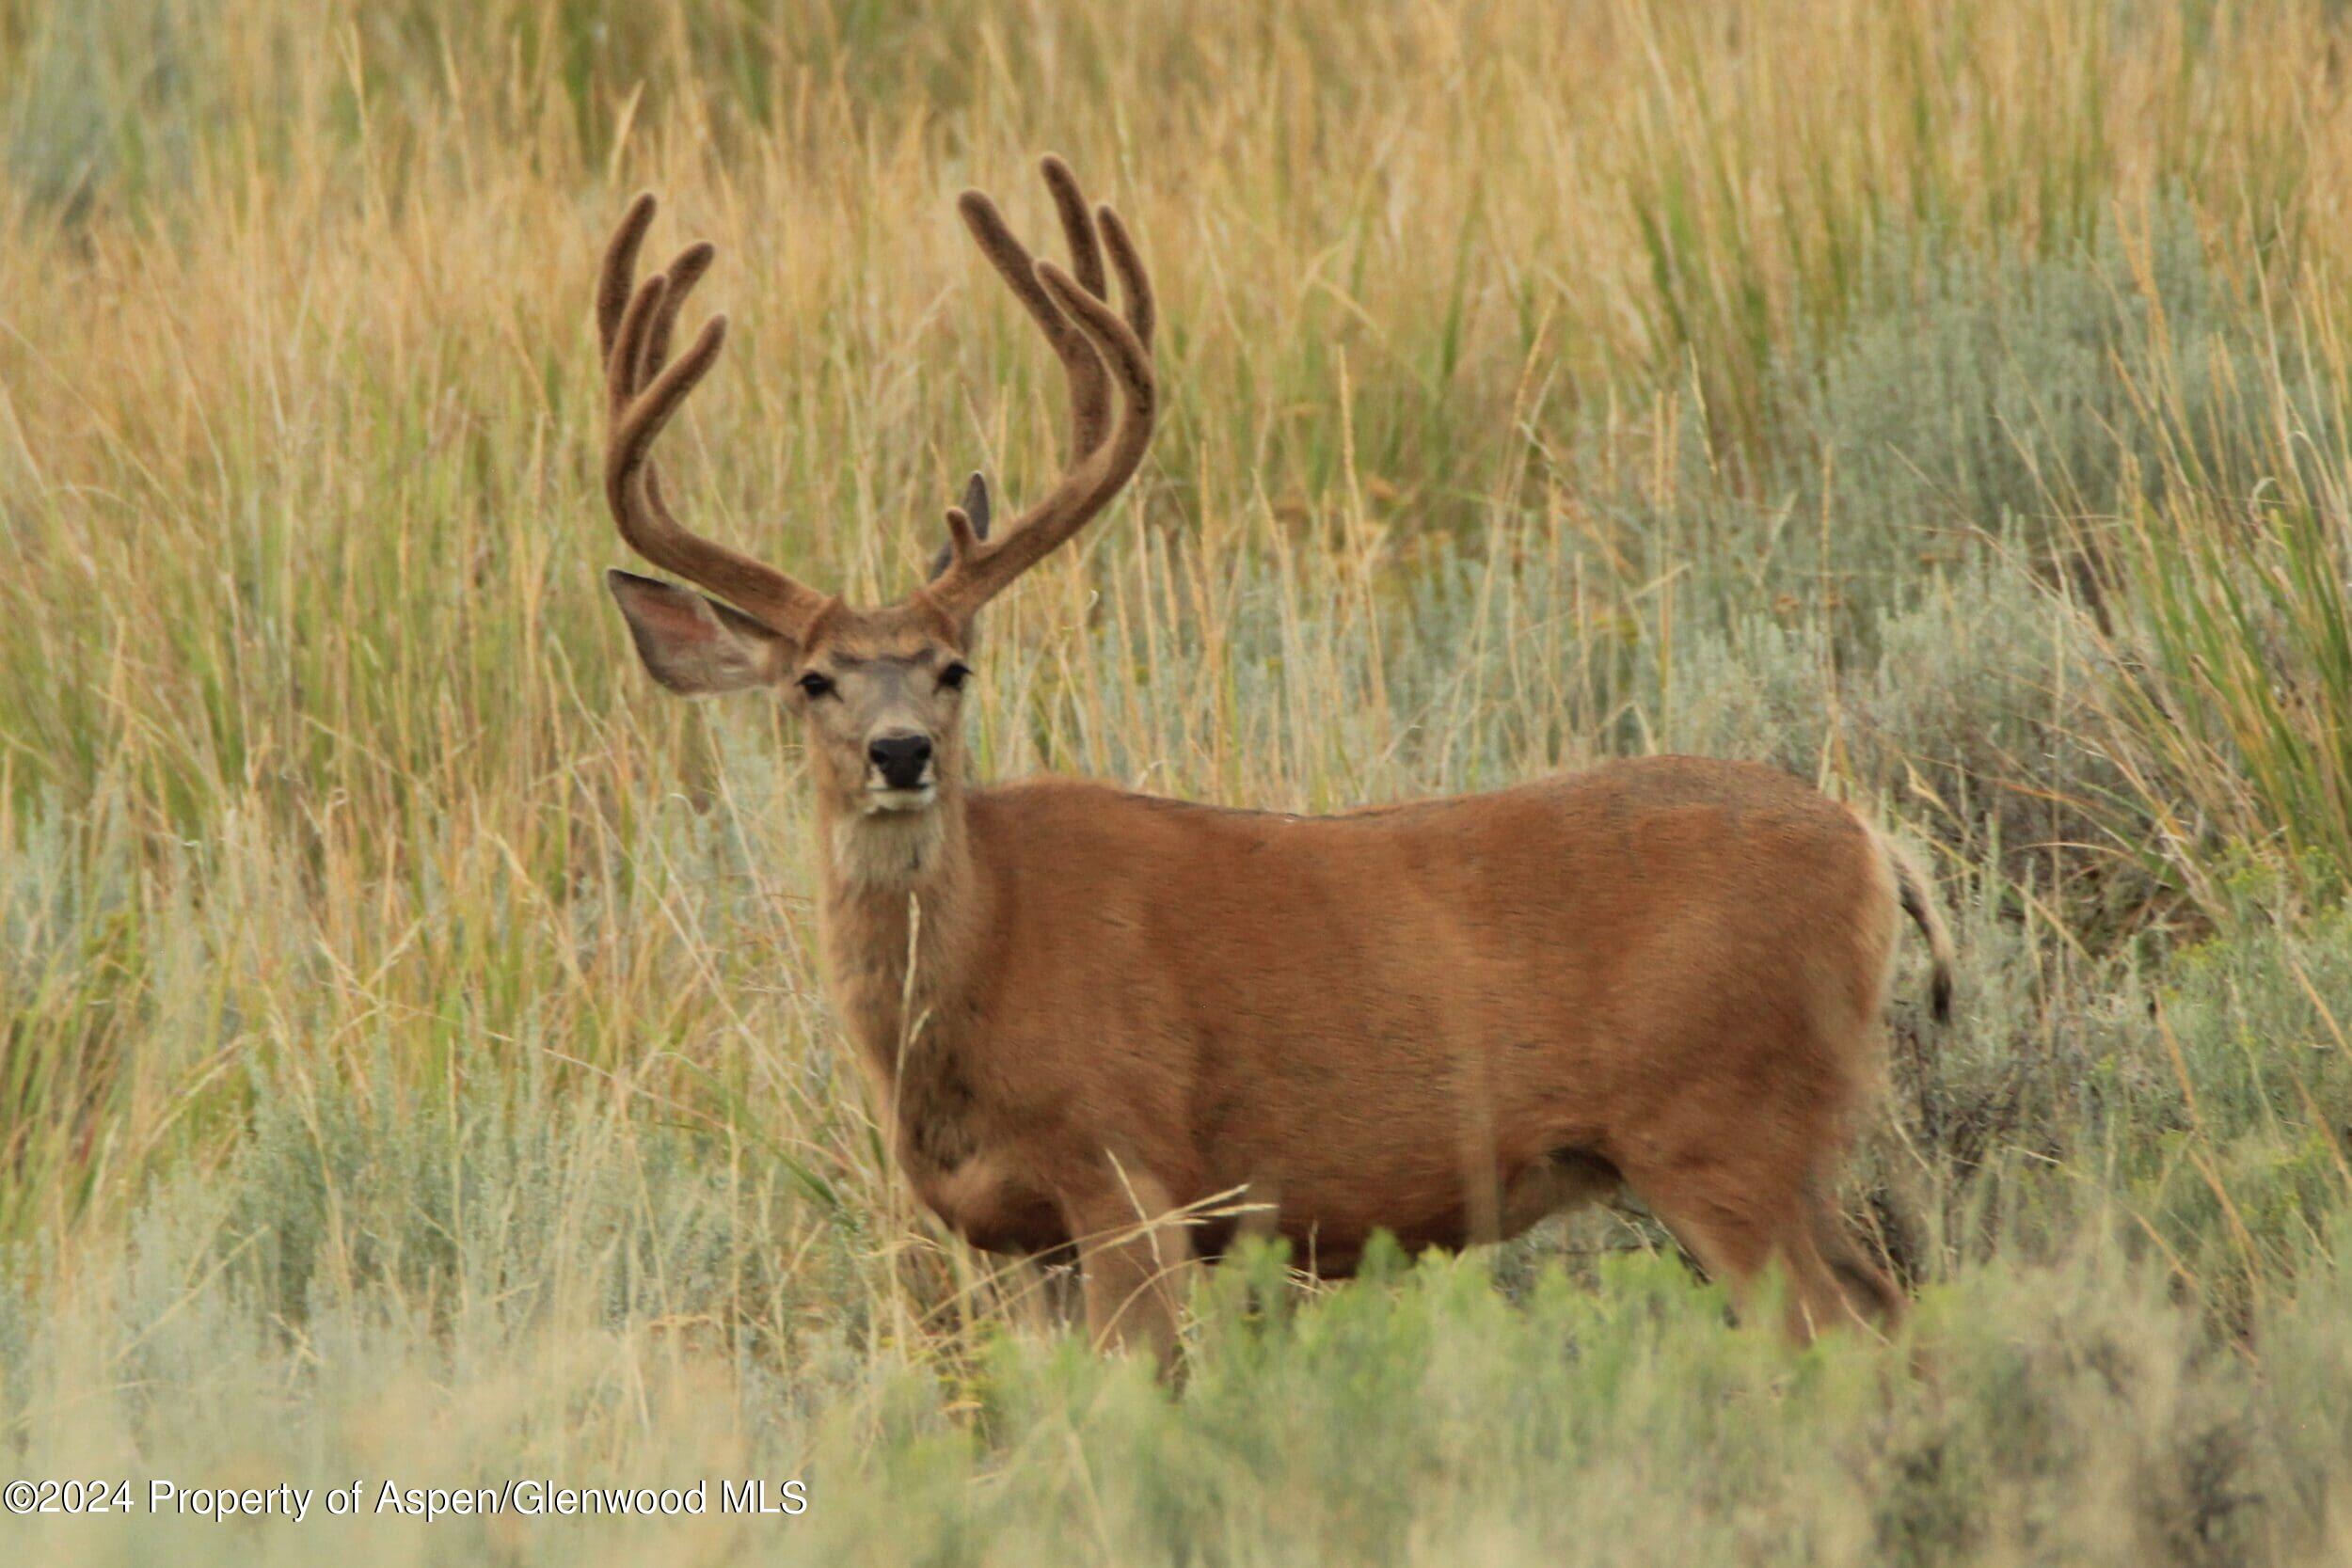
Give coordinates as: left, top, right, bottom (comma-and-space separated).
595, 158, 1956, 1361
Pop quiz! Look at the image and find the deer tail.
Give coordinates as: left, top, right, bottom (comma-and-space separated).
1883, 833, 1955, 1024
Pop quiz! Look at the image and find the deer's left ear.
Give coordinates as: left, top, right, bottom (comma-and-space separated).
607, 569, 796, 696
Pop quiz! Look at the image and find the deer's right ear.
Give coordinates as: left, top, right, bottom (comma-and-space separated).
607, 569, 796, 696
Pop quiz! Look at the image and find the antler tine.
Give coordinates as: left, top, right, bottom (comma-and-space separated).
960, 189, 1110, 457
640, 241, 716, 390
1039, 155, 1111, 453
942, 503, 982, 566
610, 233, 724, 579
1041, 156, 1108, 309
1096, 203, 1154, 350
927, 471, 993, 583
926, 158, 1158, 619
596, 195, 828, 638
597, 193, 657, 363
608, 267, 670, 411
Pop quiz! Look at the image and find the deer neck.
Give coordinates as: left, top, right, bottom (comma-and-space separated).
813, 784, 986, 1090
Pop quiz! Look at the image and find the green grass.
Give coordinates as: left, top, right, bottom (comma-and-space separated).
6, 0, 2352, 1561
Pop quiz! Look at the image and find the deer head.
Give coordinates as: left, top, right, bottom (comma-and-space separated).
599, 158, 1156, 822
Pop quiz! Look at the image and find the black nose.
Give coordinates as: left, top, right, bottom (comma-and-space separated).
867, 733, 933, 789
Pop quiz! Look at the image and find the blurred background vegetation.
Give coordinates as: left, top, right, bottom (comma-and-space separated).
5, 0, 2352, 1561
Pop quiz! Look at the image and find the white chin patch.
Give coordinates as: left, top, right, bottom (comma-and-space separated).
862, 785, 937, 815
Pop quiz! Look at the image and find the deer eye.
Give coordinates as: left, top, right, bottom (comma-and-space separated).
938, 661, 972, 691
797, 671, 836, 700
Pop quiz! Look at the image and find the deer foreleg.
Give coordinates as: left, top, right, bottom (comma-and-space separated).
1062, 1166, 1194, 1369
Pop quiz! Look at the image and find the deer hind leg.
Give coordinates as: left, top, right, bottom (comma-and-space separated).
1061, 1169, 1196, 1370
1623, 1156, 1861, 1344
1804, 1180, 1906, 1333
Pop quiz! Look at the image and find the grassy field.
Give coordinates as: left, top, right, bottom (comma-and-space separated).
6, 0, 2352, 1560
